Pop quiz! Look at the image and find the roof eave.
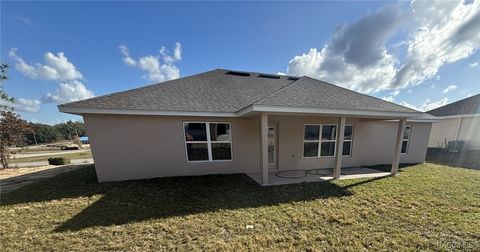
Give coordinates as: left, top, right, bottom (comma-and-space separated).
237, 104, 424, 119
59, 104, 424, 119
58, 105, 237, 117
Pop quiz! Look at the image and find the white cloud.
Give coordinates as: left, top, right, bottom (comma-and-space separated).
390, 90, 400, 96
285, 0, 480, 93
119, 43, 182, 83
469, 62, 478, 67
9, 48, 83, 81
0, 98, 42, 112
15, 16, 37, 27
382, 96, 395, 102
43, 80, 94, 104
393, 0, 480, 88
442, 85, 458, 93
400, 97, 448, 112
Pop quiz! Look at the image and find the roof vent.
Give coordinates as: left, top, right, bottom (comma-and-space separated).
225, 71, 251, 77
288, 76, 300, 81
258, 74, 281, 79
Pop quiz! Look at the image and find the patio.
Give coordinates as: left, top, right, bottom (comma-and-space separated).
246, 167, 391, 186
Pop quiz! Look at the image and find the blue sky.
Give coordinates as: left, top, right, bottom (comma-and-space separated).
1, 1, 479, 124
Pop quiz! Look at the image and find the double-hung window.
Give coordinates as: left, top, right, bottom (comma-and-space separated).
401, 126, 411, 154
303, 124, 354, 158
184, 122, 232, 162
303, 124, 337, 157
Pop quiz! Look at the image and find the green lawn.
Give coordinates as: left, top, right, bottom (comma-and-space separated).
1, 163, 479, 251
8, 151, 92, 164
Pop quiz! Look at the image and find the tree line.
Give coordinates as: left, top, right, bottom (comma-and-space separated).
26, 121, 86, 145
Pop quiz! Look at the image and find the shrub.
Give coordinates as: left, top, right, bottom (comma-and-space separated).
48, 157, 71, 165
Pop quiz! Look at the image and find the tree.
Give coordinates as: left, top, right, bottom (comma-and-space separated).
26, 123, 62, 144
54, 121, 86, 140
0, 111, 30, 168
0, 63, 14, 111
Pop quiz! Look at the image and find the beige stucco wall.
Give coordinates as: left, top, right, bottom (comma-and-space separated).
428, 115, 480, 150
269, 115, 431, 170
84, 114, 260, 182
84, 114, 432, 182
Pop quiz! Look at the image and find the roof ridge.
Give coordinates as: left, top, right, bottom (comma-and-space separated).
235, 76, 304, 112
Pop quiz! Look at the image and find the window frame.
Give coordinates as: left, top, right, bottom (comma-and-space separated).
183, 121, 233, 162
303, 124, 338, 158
401, 125, 412, 155
342, 124, 354, 157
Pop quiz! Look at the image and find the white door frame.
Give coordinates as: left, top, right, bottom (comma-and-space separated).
268, 123, 278, 170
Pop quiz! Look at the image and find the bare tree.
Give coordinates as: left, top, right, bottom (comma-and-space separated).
0, 111, 30, 168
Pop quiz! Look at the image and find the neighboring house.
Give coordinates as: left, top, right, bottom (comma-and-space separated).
59, 69, 434, 184
427, 94, 480, 150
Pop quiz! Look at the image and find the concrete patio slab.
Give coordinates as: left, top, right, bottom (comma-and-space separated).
246, 167, 391, 186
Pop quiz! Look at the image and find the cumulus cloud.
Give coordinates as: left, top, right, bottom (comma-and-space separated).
469, 62, 478, 67
442, 85, 458, 93
9, 48, 83, 81
400, 98, 448, 112
119, 43, 182, 83
285, 0, 480, 93
9, 48, 94, 106
43, 80, 94, 104
0, 98, 42, 112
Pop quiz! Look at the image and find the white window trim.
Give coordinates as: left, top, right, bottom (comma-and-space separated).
303, 124, 337, 158
401, 125, 412, 155
342, 124, 354, 157
183, 121, 233, 162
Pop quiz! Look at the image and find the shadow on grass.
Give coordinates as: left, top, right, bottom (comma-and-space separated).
362, 163, 418, 173
1, 165, 381, 232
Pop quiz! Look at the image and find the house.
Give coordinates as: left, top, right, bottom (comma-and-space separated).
59, 69, 435, 185
427, 94, 480, 151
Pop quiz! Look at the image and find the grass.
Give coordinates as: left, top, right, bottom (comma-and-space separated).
1, 163, 479, 251
8, 151, 92, 164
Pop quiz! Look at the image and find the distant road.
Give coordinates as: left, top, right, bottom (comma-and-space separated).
8, 158, 94, 168
11, 149, 90, 159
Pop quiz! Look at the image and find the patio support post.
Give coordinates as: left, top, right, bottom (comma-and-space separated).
334, 116, 346, 179
260, 112, 269, 186
391, 118, 407, 176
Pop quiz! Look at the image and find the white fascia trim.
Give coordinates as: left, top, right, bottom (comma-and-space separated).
241, 105, 424, 118
58, 106, 237, 117
434, 114, 480, 119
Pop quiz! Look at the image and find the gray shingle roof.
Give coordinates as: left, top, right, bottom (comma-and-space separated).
60, 69, 418, 114
254, 77, 418, 113
427, 94, 480, 117
60, 69, 294, 113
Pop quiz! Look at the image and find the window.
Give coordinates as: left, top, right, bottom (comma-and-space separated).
342, 125, 354, 156
401, 126, 411, 154
303, 124, 337, 157
184, 122, 232, 161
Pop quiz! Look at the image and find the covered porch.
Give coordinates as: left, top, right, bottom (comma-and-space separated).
244, 110, 412, 186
